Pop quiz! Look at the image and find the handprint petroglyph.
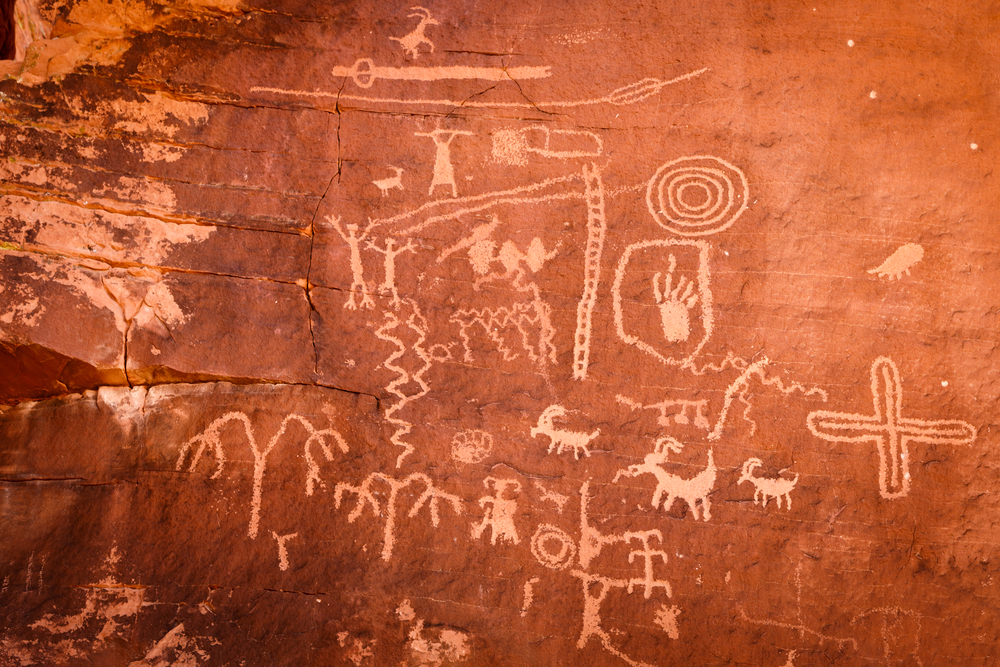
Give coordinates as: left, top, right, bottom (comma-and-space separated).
652, 254, 698, 343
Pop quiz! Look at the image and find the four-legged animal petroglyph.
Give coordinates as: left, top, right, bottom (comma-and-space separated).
471, 477, 521, 545
614, 436, 716, 521
175, 411, 349, 539
806, 356, 976, 499
531, 405, 600, 460
868, 243, 923, 280
738, 458, 799, 510
389, 7, 439, 59
372, 166, 404, 196
334, 472, 462, 560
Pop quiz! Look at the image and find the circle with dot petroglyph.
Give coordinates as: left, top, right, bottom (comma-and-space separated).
450, 429, 494, 464
646, 155, 749, 236
530, 524, 577, 570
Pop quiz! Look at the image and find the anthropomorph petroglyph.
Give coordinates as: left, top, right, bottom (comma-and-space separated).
471, 477, 521, 545
531, 405, 600, 460
415, 129, 473, 197
271, 532, 298, 571
614, 436, 716, 521
868, 243, 923, 280
653, 254, 699, 342
334, 472, 462, 560
372, 166, 404, 196
738, 458, 799, 510
616, 395, 711, 430
329, 216, 375, 310
389, 7, 438, 59
175, 410, 349, 539
806, 356, 976, 499
367, 237, 415, 308
450, 429, 493, 464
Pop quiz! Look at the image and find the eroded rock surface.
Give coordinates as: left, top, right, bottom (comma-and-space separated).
1, 0, 998, 665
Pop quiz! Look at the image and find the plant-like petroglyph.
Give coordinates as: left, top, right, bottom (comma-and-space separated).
806, 356, 977, 499
329, 216, 376, 310
616, 395, 711, 430
868, 243, 923, 280
646, 155, 749, 237
372, 166, 404, 196
653, 254, 699, 342
531, 405, 600, 460
375, 299, 435, 467
471, 477, 521, 546
738, 459, 799, 510
614, 436, 716, 521
653, 604, 681, 639
334, 472, 462, 560
271, 532, 298, 572
415, 128, 474, 197
367, 237, 416, 308
175, 410, 349, 539
388, 7, 438, 58
573, 162, 607, 381
450, 429, 494, 464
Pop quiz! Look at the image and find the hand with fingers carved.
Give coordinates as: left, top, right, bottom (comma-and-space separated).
652, 254, 698, 342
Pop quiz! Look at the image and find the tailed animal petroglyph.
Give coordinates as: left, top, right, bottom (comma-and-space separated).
450, 429, 493, 464
616, 395, 711, 431
612, 239, 713, 368
868, 243, 924, 280
738, 458, 799, 510
646, 155, 749, 237
330, 216, 376, 310
531, 405, 600, 460
415, 129, 473, 197
388, 7, 438, 59
334, 472, 462, 560
175, 411, 349, 539
614, 436, 716, 521
806, 356, 977, 499
372, 166, 404, 196
471, 477, 521, 545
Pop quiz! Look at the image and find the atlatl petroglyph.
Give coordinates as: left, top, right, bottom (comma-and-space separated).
615, 436, 716, 521
738, 458, 799, 510
531, 405, 600, 460
175, 411, 349, 539
471, 477, 521, 545
806, 356, 976, 499
415, 129, 473, 197
389, 6, 438, 59
491, 126, 603, 166
868, 243, 923, 280
334, 472, 462, 560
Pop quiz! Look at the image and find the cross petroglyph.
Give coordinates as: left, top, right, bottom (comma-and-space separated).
806, 356, 976, 499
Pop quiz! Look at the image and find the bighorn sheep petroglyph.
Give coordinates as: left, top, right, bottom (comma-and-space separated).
531, 405, 599, 460
372, 166, 404, 196
614, 436, 716, 521
738, 458, 799, 510
389, 7, 439, 59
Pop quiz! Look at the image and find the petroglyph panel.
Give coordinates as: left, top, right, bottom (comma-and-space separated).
1, 0, 998, 665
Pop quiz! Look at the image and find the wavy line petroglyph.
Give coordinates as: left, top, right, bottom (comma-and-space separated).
738, 459, 799, 510
531, 405, 600, 460
250, 68, 708, 110
868, 243, 924, 280
806, 356, 976, 499
646, 155, 749, 237
175, 411, 349, 539
614, 436, 715, 521
612, 239, 714, 368
471, 477, 521, 545
334, 472, 462, 560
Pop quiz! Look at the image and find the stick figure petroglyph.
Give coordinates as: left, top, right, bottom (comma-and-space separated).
653, 254, 698, 342
806, 356, 976, 499
329, 216, 375, 310
614, 436, 716, 521
389, 7, 439, 59
471, 477, 521, 545
367, 237, 416, 308
415, 129, 473, 197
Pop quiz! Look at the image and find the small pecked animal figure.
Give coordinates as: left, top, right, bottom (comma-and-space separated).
530, 405, 600, 460
372, 166, 404, 196
614, 436, 716, 521
389, 7, 439, 59
737, 458, 799, 510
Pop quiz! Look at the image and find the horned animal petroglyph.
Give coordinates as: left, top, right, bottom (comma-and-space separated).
531, 405, 600, 459
738, 458, 799, 510
614, 436, 716, 521
372, 166, 404, 196
389, 7, 439, 59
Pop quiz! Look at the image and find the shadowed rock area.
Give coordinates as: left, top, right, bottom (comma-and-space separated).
1, 0, 998, 665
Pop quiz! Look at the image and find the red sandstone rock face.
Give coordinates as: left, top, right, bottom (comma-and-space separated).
1, 0, 998, 665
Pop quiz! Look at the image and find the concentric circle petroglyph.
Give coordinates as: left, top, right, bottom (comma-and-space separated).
530, 524, 577, 570
646, 155, 749, 236
450, 429, 494, 464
